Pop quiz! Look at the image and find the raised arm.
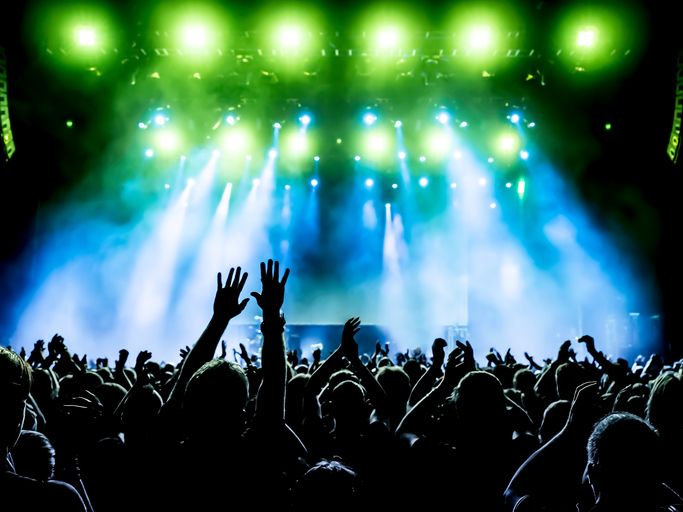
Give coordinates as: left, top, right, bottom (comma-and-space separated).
408, 338, 447, 407
251, 260, 289, 422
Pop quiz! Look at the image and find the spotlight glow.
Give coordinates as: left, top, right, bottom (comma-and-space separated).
529, 122, 536, 128
460, 122, 468, 127
269, 149, 278, 158
395, 120, 402, 128
253, 178, 260, 186
291, 135, 306, 151
227, 116, 236, 125
246, 155, 252, 160
419, 156, 426, 162
78, 29, 95, 46
300, 114, 311, 125
419, 177, 428, 187
501, 138, 514, 150
490, 203, 496, 208
159, 134, 176, 149
145, 149, 154, 157
506, 182, 512, 188
392, 183, 398, 189
363, 113, 377, 126
180, 156, 186, 160
285, 184, 291, 190
385, 203, 391, 208
369, 136, 386, 152
398, 152, 406, 159
184, 26, 207, 47
438, 112, 449, 124
187, 178, 195, 186
138, 122, 146, 129
314, 156, 320, 161
273, 123, 281, 129
365, 178, 374, 188
379, 30, 397, 48
311, 179, 318, 187
451, 183, 457, 188
479, 178, 486, 185
510, 114, 520, 123
578, 30, 595, 47
154, 114, 166, 126
488, 157, 494, 162
281, 29, 302, 47
470, 29, 491, 48
453, 151, 462, 159
212, 150, 220, 158
337, 139, 342, 144
518, 179, 526, 195
520, 150, 529, 160
605, 123, 612, 131
355, 156, 361, 161
165, 184, 170, 189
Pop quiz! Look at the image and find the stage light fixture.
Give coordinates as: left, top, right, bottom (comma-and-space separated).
78, 29, 95, 46
419, 177, 428, 187
510, 114, 520, 123
145, 149, 154, 157
253, 178, 260, 186
314, 156, 320, 161
285, 185, 291, 190
419, 156, 426, 162
479, 178, 486, 185
159, 134, 176, 149
300, 114, 311, 125
385, 203, 391, 208
460, 122, 468, 127
365, 178, 374, 188
227, 116, 236, 125
529, 122, 536, 128
337, 139, 342, 144
355, 156, 361, 161
438, 112, 449, 124
138, 122, 146, 129
470, 29, 491, 48
246, 155, 252, 160
520, 151, 529, 160
369, 136, 386, 152
212, 150, 220, 158
184, 26, 207, 47
518, 179, 526, 195
453, 151, 462, 159
451, 183, 457, 189
578, 30, 595, 47
311, 179, 318, 187
398, 151, 406, 159
165, 184, 170, 189
605, 123, 612, 131
501, 138, 514, 150
363, 113, 377, 126
269, 149, 278, 158
281, 28, 301, 47
181, 156, 186, 160
379, 30, 397, 48
154, 114, 166, 126
66, 120, 73, 128
392, 183, 398, 189
187, 178, 195, 186
488, 157, 494, 162
490, 203, 496, 209
395, 121, 402, 128
506, 182, 512, 188
291, 135, 307, 151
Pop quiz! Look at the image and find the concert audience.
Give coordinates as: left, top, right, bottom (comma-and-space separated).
2, 259, 682, 511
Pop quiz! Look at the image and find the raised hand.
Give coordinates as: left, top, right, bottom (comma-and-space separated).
557, 340, 572, 364
250, 259, 289, 318
456, 340, 475, 372
220, 340, 227, 359
48, 334, 66, 357
578, 335, 596, 354
505, 348, 516, 365
179, 345, 190, 362
432, 338, 447, 366
116, 349, 129, 371
136, 350, 152, 369
19, 347, 26, 360
27, 340, 45, 366
341, 317, 361, 359
214, 267, 250, 323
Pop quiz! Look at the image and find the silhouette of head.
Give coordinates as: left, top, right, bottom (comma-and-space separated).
0, 346, 33, 450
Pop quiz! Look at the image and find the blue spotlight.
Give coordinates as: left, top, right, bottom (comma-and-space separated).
138, 122, 147, 129
529, 122, 535, 128
510, 114, 520, 123
311, 179, 318, 187
506, 182, 512, 188
154, 114, 166, 126
419, 156, 426, 162
419, 177, 428, 187
300, 114, 311, 125
398, 151, 406, 159
363, 113, 377, 126
227, 115, 236, 125
365, 178, 374, 188
385, 203, 391, 208
355, 156, 361, 161
269, 149, 278, 158
285, 184, 291, 190
314, 156, 320, 161
273, 122, 281, 129
395, 120, 402, 128
145, 149, 154, 157
460, 121, 467, 127
392, 183, 398, 189
437, 112, 449, 124
520, 150, 529, 160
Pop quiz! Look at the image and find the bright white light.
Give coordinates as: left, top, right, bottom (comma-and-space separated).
453, 151, 462, 159
369, 136, 386, 151
419, 156, 426, 162
292, 136, 306, 151
392, 183, 398, 189
355, 156, 361, 161
138, 122, 147, 129
529, 122, 535, 128
506, 182, 512, 188
311, 179, 318, 187
212, 150, 220, 158
578, 30, 595, 47
470, 29, 491, 48
385, 203, 391, 208
379, 30, 396, 48
184, 26, 207, 46
438, 112, 449, 124
520, 150, 529, 160
363, 113, 376, 126
460, 121, 467, 127
273, 122, 281, 129
488, 157, 494, 162
269, 149, 278, 158
314, 156, 320, 161
490, 203, 497, 208
395, 120, 402, 128
227, 116, 236, 125
510, 114, 520, 123
187, 178, 195, 186
180, 155, 186, 160
253, 178, 260, 186
365, 178, 374, 188
281, 29, 301, 47
165, 184, 170, 189
451, 183, 457, 188
501, 138, 514, 150
78, 29, 95, 46
419, 177, 428, 187
154, 114, 166, 126
300, 115, 311, 125
479, 178, 486, 185
246, 155, 252, 160
285, 184, 291, 190
159, 134, 175, 149
398, 151, 406, 159
145, 149, 154, 157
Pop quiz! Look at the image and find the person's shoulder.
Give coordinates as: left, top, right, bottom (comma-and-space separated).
0, 473, 86, 511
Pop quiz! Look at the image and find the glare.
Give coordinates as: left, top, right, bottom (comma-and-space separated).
392, 183, 398, 189
145, 149, 154, 157
451, 183, 457, 188
184, 26, 207, 46
154, 114, 166, 126
269, 149, 278, 158
385, 203, 391, 208
273, 123, 281, 129
470, 29, 491, 48
281, 29, 302, 47
506, 182, 512, 188
453, 151, 462, 159
300, 114, 311, 125
438, 112, 449, 124
488, 157, 494, 162
246, 155, 252, 160
180, 156, 186, 160
518, 180, 526, 195
578, 30, 595, 47
520, 150, 529, 160
379, 30, 397, 48
292, 136, 306, 151
355, 156, 361, 161
605, 124, 612, 131
510, 114, 520, 123
490, 203, 497, 209
529, 122, 536, 128
369, 136, 386, 151
337, 139, 342, 144
419, 156, 426, 162
227, 116, 236, 125
314, 156, 320, 161
285, 184, 291, 190
394, 120, 402, 128
479, 178, 486, 185
212, 150, 220, 158
253, 178, 260, 186
501, 138, 514, 150
460, 122, 468, 128
431, 136, 448, 152
365, 178, 374, 188
78, 29, 95, 46
138, 122, 146, 129
398, 152, 406, 159
187, 178, 195, 186
165, 184, 170, 189
419, 177, 428, 187
159, 134, 176, 149
311, 179, 318, 187
363, 113, 377, 126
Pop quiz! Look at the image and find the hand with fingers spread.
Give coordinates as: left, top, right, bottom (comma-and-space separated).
250, 259, 290, 319
27, 340, 46, 367
214, 267, 250, 324
432, 338, 447, 367
341, 317, 361, 359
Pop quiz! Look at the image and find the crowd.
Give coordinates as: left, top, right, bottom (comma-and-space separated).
2, 259, 682, 511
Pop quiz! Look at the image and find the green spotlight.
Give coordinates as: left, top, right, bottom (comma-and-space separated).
577, 29, 596, 47
78, 29, 95, 46
501, 138, 514, 150
470, 28, 491, 48
518, 179, 526, 197
369, 135, 387, 152
605, 123, 612, 131
281, 28, 301, 47
379, 30, 397, 48
159, 134, 176, 149
184, 26, 207, 46
66, 120, 73, 127
224, 132, 248, 152
291, 135, 307, 152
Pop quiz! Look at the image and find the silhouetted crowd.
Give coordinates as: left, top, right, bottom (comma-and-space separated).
2, 260, 682, 511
